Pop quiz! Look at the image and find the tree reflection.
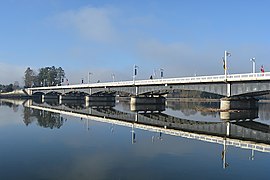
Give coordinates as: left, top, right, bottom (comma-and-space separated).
0, 100, 20, 112
23, 107, 64, 129
167, 100, 219, 117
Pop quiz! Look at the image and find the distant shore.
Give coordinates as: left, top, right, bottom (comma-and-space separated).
0, 90, 31, 99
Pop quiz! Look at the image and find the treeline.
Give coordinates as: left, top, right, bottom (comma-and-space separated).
0, 84, 15, 93
0, 82, 19, 93
24, 66, 65, 88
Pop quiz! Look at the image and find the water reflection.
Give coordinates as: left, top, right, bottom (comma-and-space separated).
0, 99, 21, 112
1, 98, 270, 170
130, 104, 165, 112
24, 100, 270, 140
220, 110, 259, 121
23, 107, 64, 128
166, 100, 220, 117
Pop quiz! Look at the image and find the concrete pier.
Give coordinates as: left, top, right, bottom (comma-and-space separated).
130, 96, 166, 105
220, 97, 258, 111
85, 95, 115, 102
59, 95, 84, 104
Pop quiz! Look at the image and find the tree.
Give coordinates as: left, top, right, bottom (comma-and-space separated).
37, 66, 65, 86
24, 67, 36, 88
13, 81, 20, 90
3, 84, 14, 92
56, 67, 65, 85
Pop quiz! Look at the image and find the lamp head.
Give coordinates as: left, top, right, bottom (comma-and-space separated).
250, 58, 256, 62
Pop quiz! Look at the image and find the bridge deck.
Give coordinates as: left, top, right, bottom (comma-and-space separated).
28, 72, 270, 91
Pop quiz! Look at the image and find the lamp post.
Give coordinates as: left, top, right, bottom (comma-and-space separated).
112, 73, 115, 82
160, 68, 164, 78
250, 58, 256, 73
224, 50, 231, 80
133, 65, 139, 84
88, 72, 93, 84
153, 69, 157, 79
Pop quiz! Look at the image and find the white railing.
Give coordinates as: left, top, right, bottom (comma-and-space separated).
28, 72, 270, 91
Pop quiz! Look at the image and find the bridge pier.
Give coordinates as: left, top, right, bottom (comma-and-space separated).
41, 94, 45, 103
42, 94, 59, 101
59, 95, 84, 104
220, 97, 258, 111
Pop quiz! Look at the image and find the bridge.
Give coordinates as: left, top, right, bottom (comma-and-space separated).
27, 72, 270, 110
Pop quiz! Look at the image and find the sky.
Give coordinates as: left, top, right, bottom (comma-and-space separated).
0, 0, 269, 85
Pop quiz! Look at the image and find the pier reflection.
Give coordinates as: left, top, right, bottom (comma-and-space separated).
220, 109, 259, 121
130, 104, 165, 113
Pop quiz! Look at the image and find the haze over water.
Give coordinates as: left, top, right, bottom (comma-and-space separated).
0, 99, 270, 179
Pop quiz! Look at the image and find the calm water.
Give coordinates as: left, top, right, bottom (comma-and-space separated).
0, 99, 270, 180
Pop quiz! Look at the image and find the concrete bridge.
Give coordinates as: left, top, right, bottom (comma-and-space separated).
27, 72, 270, 110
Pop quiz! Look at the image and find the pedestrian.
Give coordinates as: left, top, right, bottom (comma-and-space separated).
261, 65, 265, 73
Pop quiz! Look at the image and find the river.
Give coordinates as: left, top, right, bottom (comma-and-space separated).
0, 99, 269, 180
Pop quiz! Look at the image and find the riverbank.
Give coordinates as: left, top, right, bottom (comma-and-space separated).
0, 90, 31, 99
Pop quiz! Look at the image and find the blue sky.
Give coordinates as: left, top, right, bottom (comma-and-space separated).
0, 0, 269, 85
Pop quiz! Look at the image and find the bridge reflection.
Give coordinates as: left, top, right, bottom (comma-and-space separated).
1, 98, 270, 169
24, 100, 270, 141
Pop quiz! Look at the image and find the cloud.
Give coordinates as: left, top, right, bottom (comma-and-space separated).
0, 62, 26, 85
55, 6, 118, 43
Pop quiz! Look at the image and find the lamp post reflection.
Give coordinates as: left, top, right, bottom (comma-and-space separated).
222, 121, 230, 169
249, 149, 255, 161
131, 124, 136, 144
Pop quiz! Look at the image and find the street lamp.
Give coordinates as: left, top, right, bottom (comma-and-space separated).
88, 72, 93, 84
223, 50, 231, 80
153, 69, 157, 79
133, 65, 139, 84
112, 73, 115, 82
160, 68, 164, 78
250, 58, 256, 73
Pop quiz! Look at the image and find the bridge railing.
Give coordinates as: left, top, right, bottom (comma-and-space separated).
28, 72, 270, 91
128, 72, 270, 86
